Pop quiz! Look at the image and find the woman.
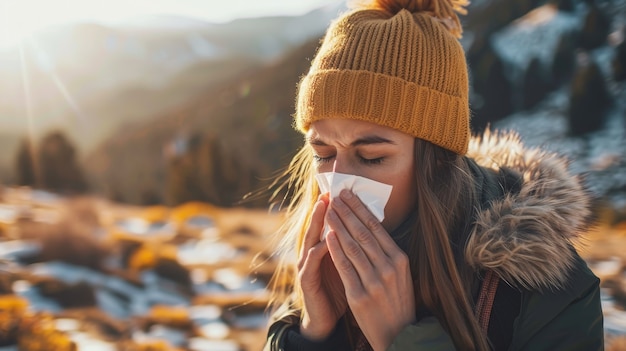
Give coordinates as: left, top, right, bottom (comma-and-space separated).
264, 0, 603, 350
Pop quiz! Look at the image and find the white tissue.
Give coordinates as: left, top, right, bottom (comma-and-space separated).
315, 172, 393, 240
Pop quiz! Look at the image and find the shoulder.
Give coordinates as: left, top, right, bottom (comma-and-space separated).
510, 253, 603, 350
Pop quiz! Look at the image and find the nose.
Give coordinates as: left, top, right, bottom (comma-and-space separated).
331, 155, 355, 175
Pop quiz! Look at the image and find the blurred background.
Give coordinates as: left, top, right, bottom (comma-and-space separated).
0, 0, 625, 350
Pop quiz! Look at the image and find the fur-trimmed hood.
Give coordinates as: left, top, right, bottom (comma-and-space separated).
464, 130, 593, 292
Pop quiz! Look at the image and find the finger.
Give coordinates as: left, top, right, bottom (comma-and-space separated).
299, 196, 328, 268
326, 209, 379, 284
298, 240, 329, 289
326, 230, 365, 300
330, 196, 390, 263
338, 189, 401, 255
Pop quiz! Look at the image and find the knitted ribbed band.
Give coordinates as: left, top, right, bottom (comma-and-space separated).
295, 8, 470, 155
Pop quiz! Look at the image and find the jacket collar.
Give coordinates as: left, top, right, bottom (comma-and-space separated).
464, 130, 592, 292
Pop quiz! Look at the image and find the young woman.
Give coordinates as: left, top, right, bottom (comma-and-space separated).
264, 0, 603, 350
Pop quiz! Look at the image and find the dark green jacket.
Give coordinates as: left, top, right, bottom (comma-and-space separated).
265, 132, 604, 350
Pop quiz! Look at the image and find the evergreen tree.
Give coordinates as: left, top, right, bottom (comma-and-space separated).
14, 137, 37, 187
568, 59, 611, 135
522, 57, 551, 109
551, 31, 578, 85
579, 5, 611, 50
166, 132, 246, 206
37, 131, 89, 193
467, 40, 514, 131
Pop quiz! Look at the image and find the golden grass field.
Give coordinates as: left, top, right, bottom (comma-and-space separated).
0, 186, 625, 350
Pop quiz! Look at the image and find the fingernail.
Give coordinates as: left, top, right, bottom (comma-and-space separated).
320, 192, 330, 203
340, 189, 353, 199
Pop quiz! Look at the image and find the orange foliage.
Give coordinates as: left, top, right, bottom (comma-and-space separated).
128, 246, 157, 271
149, 305, 191, 329
18, 313, 76, 351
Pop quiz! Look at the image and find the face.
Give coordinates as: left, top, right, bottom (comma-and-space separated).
307, 119, 416, 233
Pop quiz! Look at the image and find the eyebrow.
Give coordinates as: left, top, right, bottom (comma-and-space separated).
307, 135, 396, 147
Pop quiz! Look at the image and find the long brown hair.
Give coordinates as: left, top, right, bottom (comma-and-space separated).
408, 138, 489, 350
267, 138, 489, 350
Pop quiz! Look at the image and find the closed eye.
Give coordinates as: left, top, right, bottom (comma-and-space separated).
313, 154, 334, 164
359, 156, 384, 165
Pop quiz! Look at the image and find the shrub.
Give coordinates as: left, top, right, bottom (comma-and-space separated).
18, 219, 107, 270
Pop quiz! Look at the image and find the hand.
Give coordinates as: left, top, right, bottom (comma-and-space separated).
298, 193, 347, 340
326, 189, 416, 351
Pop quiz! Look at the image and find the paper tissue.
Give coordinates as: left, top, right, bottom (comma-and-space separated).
315, 172, 393, 240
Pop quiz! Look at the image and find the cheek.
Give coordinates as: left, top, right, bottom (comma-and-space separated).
382, 166, 416, 231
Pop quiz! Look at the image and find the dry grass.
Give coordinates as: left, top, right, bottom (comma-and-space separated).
580, 222, 626, 262
17, 197, 109, 269
607, 336, 626, 351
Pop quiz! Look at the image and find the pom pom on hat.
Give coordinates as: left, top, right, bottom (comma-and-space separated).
349, 0, 469, 38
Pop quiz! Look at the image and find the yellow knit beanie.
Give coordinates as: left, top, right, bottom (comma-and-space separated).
295, 0, 471, 155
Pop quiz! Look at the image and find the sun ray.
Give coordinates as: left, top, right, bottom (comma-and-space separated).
18, 40, 42, 189
27, 37, 91, 132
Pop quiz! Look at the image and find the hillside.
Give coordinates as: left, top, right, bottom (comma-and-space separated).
84, 38, 320, 205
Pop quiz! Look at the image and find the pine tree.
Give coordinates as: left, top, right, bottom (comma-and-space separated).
523, 57, 551, 109
579, 5, 611, 50
14, 137, 37, 187
37, 131, 89, 193
468, 41, 514, 131
568, 59, 611, 135
551, 31, 578, 85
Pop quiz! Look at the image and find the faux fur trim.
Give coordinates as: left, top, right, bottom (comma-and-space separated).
464, 130, 592, 291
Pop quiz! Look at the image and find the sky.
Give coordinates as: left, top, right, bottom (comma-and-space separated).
0, 0, 339, 47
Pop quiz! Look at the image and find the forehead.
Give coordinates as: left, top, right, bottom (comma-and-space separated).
307, 119, 410, 143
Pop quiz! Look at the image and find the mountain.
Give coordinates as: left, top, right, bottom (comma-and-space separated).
83, 37, 321, 205
0, 3, 344, 183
